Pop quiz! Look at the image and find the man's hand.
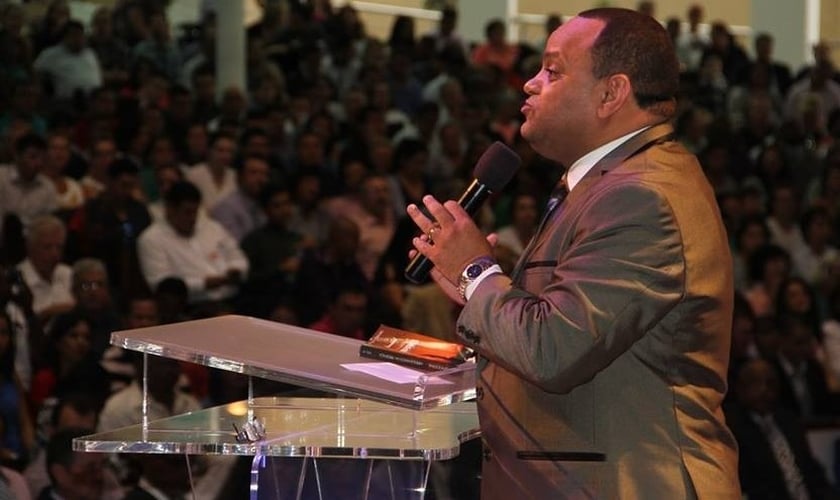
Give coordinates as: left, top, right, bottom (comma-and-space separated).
406, 194, 494, 291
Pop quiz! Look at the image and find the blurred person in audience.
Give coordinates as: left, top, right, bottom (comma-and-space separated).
0, 464, 30, 499
17, 215, 74, 326
820, 287, 840, 384
30, 310, 109, 419
80, 137, 119, 200
754, 315, 784, 360
0, 310, 34, 468
240, 184, 303, 306
766, 184, 806, 258
70, 160, 151, 301
745, 244, 792, 317
190, 65, 220, 125
210, 156, 271, 242
771, 315, 838, 419
138, 136, 183, 203
732, 216, 771, 292
100, 355, 235, 499
185, 132, 237, 211
36, 427, 105, 500
138, 181, 248, 305
471, 19, 519, 86
792, 207, 839, 291
747, 32, 793, 96
776, 277, 823, 337
293, 216, 368, 326
675, 4, 709, 73
153, 277, 191, 325
786, 51, 840, 130
31, 0, 71, 53
146, 163, 184, 222
24, 393, 106, 498
43, 133, 84, 212
325, 173, 396, 281
702, 21, 749, 84
308, 283, 370, 340
725, 358, 838, 500
0, 133, 58, 236
728, 294, 759, 395
387, 139, 430, 219
495, 191, 540, 260
33, 20, 102, 102
806, 149, 840, 220
0, 79, 47, 139
133, 10, 182, 83
70, 258, 121, 357
87, 6, 132, 88
0, 264, 35, 391
424, 6, 468, 60
182, 122, 210, 167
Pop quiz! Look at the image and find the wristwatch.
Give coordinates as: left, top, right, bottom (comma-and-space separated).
458, 256, 497, 302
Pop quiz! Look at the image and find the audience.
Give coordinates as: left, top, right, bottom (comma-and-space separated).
4, 2, 840, 496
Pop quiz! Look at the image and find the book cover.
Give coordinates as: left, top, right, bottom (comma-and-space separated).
359, 325, 475, 372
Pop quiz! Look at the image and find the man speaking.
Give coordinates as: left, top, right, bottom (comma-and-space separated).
407, 8, 741, 499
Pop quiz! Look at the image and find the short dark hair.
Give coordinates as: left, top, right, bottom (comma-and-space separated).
164, 180, 202, 206
107, 158, 140, 179
259, 183, 289, 208
15, 132, 47, 154
578, 8, 679, 117
46, 427, 94, 483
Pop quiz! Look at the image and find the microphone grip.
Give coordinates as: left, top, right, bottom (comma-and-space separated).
405, 252, 434, 284
403, 182, 493, 284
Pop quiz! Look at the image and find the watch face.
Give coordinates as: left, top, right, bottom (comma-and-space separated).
466, 263, 485, 279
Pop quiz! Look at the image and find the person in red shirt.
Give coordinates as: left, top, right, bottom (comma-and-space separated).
308, 283, 369, 340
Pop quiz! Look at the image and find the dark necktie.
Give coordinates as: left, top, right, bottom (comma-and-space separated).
541, 176, 569, 226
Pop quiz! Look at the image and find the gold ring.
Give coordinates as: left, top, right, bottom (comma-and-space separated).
427, 224, 440, 244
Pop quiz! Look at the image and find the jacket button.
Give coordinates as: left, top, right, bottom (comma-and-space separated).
482, 447, 492, 462
475, 386, 484, 401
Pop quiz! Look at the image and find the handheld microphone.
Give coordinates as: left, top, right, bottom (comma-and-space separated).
404, 141, 521, 284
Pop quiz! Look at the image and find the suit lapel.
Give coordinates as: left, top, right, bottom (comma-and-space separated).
512, 123, 675, 281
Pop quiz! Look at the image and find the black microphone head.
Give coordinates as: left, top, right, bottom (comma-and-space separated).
473, 142, 521, 191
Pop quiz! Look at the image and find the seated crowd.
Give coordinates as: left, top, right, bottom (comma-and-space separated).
1, 0, 840, 498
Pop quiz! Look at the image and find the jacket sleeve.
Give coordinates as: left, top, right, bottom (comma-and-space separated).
457, 181, 686, 394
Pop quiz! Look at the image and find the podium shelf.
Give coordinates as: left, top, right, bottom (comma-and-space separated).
75, 396, 480, 461
110, 315, 476, 410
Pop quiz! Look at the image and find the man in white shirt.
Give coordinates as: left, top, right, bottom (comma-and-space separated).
0, 133, 58, 236
137, 180, 248, 304
184, 132, 237, 211
32, 20, 102, 101
16, 215, 74, 324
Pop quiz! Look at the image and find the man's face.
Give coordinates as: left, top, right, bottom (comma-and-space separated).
331, 292, 367, 335
53, 452, 105, 500
521, 17, 604, 166
361, 177, 392, 218
110, 173, 139, 201
29, 231, 65, 274
74, 269, 110, 311
90, 140, 117, 173
127, 299, 159, 329
209, 138, 236, 168
240, 158, 270, 197
166, 201, 200, 237
16, 146, 45, 181
736, 361, 778, 415
265, 191, 294, 227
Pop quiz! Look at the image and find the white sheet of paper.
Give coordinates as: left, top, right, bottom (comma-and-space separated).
340, 362, 454, 385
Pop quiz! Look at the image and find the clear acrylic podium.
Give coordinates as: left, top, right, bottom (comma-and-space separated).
73, 315, 480, 499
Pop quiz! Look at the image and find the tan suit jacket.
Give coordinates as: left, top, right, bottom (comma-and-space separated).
457, 124, 741, 499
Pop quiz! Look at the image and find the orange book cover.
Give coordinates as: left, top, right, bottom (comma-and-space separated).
359, 325, 475, 371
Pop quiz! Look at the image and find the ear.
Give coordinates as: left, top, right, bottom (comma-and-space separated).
596, 74, 632, 118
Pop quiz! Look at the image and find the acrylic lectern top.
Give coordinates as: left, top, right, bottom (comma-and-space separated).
110, 315, 476, 410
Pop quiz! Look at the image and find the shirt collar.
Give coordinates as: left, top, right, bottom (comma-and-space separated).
565, 126, 651, 192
